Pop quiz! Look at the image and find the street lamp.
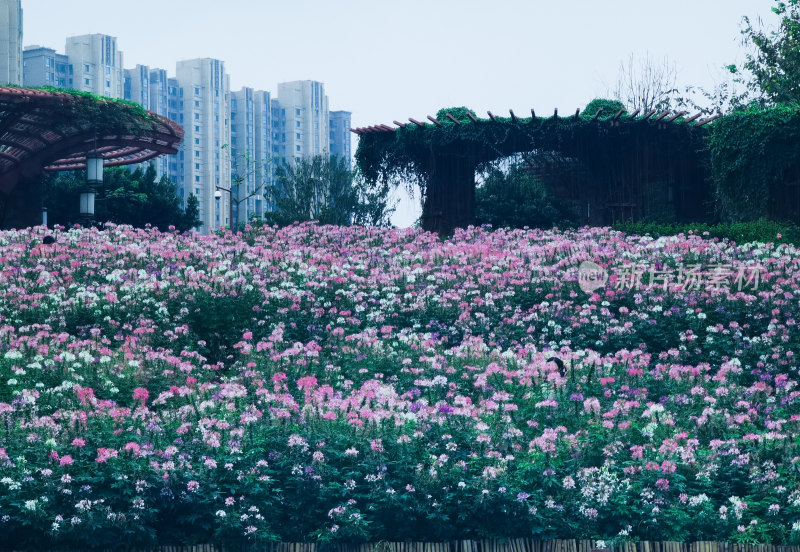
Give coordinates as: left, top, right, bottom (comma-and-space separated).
80, 154, 103, 226
214, 189, 222, 230
214, 187, 233, 231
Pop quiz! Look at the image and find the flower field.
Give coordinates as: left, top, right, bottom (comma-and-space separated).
1, 223, 800, 549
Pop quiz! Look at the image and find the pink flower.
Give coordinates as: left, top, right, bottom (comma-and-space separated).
95, 448, 118, 463
370, 439, 384, 453
297, 376, 318, 390
133, 387, 149, 403
59, 455, 74, 466
76, 387, 95, 405
71, 438, 86, 447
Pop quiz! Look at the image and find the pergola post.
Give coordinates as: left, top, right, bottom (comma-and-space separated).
79, 154, 103, 226
421, 152, 477, 235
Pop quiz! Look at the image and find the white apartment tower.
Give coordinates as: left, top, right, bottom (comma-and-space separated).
231, 87, 273, 223
175, 58, 231, 233
0, 0, 22, 85
65, 34, 124, 98
277, 80, 329, 164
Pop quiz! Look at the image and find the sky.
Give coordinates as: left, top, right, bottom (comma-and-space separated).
20, 0, 779, 226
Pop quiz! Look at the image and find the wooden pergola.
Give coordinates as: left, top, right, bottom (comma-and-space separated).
0, 87, 183, 228
354, 106, 719, 234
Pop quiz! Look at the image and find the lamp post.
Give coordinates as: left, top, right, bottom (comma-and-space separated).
214, 186, 233, 230
80, 154, 103, 226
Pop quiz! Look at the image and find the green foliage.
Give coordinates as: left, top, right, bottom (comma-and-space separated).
581, 98, 626, 120
182, 194, 202, 230
436, 106, 477, 123
43, 164, 200, 231
264, 155, 394, 227
707, 104, 800, 221
614, 219, 800, 246
731, 0, 800, 105
7, 85, 157, 136
356, 104, 708, 207
475, 162, 578, 229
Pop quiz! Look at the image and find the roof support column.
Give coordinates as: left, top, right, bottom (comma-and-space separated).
421, 152, 477, 235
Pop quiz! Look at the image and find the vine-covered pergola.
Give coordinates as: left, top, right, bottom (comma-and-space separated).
354, 103, 719, 234
0, 86, 183, 228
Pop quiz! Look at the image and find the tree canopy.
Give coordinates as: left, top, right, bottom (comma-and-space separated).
263, 155, 394, 227
43, 164, 200, 231
731, 0, 800, 105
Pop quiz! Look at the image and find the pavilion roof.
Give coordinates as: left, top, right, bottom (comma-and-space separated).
0, 87, 183, 189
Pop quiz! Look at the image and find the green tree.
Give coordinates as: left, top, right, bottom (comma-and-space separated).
730, 0, 800, 105
43, 164, 201, 231
181, 193, 202, 230
475, 160, 576, 229
264, 155, 393, 227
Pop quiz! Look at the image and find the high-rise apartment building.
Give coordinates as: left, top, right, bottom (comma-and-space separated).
165, 76, 183, 186
271, 98, 286, 160
329, 111, 352, 168
123, 65, 173, 178
22, 45, 71, 88
231, 87, 273, 223
277, 80, 329, 164
65, 34, 123, 98
175, 58, 230, 232
124, 64, 151, 110
17, 23, 351, 232
0, 0, 22, 85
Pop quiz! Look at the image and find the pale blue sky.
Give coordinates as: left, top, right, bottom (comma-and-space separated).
21, 0, 778, 226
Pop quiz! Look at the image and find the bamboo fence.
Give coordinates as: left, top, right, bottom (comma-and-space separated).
14, 539, 800, 552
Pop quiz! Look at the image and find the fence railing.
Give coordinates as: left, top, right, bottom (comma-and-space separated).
11, 539, 800, 552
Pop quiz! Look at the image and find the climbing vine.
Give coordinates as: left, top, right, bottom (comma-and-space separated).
357, 98, 800, 226
708, 103, 800, 221
4, 85, 158, 137
355, 98, 708, 211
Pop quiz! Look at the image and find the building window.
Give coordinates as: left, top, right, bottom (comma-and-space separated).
105, 66, 110, 75
84, 78, 90, 85
195, 151, 200, 157
296, 121, 301, 128
105, 80, 110, 87
194, 100, 199, 107
296, 145, 301, 152
83, 64, 90, 73
194, 113, 199, 120
194, 126, 200, 132
296, 133, 301, 139
195, 163, 200, 169
194, 138, 200, 145
194, 87, 200, 95
295, 109, 301, 116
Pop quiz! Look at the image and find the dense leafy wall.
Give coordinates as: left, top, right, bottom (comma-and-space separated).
356, 101, 800, 226
708, 104, 800, 222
